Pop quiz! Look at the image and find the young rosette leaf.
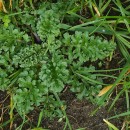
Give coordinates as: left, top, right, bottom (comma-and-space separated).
62, 31, 116, 64
37, 10, 60, 41
13, 87, 42, 115
39, 52, 68, 93
13, 68, 43, 115
12, 44, 45, 68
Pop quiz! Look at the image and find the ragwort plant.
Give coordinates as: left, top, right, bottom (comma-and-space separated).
0, 1, 117, 129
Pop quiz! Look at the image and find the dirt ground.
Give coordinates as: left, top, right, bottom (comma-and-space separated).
0, 89, 126, 130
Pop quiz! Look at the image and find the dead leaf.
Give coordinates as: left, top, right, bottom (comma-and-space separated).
98, 85, 113, 97
125, 69, 130, 76
0, 0, 3, 11
9, 0, 12, 9
0, 0, 8, 13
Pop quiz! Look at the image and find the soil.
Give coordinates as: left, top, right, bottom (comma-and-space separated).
0, 89, 126, 130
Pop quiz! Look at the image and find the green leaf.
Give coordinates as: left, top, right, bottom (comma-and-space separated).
2, 15, 11, 28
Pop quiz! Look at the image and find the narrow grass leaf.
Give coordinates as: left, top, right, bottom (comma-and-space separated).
108, 111, 130, 120
103, 119, 119, 130
69, 19, 104, 30
116, 34, 130, 48
37, 110, 44, 127
125, 89, 130, 111
118, 42, 130, 61
32, 128, 49, 130
108, 89, 124, 111
100, 0, 111, 14
76, 128, 87, 130
0, 117, 15, 128
76, 73, 107, 85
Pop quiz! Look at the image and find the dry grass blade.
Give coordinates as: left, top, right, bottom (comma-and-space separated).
92, 3, 100, 17
0, 0, 2, 11
9, 0, 12, 9
9, 95, 13, 130
103, 119, 119, 130
0, 0, 8, 13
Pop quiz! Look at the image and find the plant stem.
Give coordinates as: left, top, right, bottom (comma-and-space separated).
53, 92, 72, 130
9, 93, 13, 130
